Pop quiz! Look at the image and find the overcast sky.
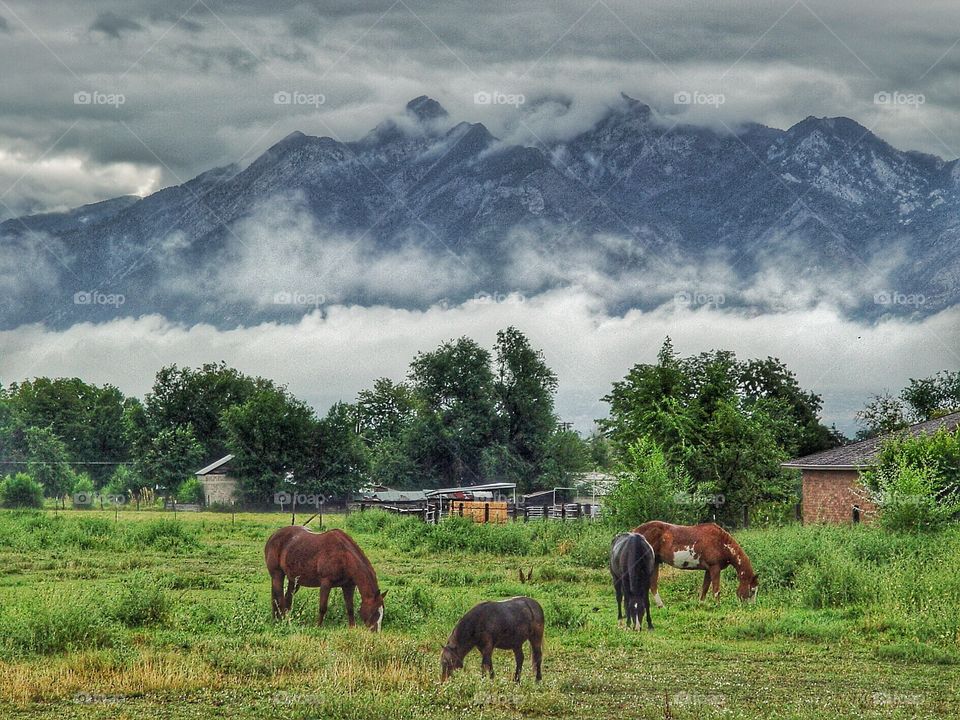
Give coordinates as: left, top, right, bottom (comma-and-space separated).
3, 0, 960, 216
1, 0, 959, 434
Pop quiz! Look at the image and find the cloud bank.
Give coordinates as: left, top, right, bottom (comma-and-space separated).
2, 290, 956, 436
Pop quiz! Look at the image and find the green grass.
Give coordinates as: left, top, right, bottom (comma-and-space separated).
0, 509, 957, 718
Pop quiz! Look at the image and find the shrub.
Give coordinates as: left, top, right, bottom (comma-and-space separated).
106, 577, 170, 627
603, 437, 702, 527
177, 476, 205, 504
0, 473, 43, 509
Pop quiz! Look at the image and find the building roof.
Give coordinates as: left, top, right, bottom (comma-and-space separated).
370, 490, 428, 503
195, 454, 235, 476
782, 411, 960, 470
424, 482, 516, 497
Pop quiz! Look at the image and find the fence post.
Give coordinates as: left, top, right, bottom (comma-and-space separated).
484, 503, 490, 523
742, 506, 749, 529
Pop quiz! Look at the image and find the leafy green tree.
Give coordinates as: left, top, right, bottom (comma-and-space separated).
143, 362, 260, 461
856, 392, 910, 439
0, 472, 43, 508
24, 426, 76, 497
304, 402, 369, 500
136, 425, 204, 495
901, 371, 960, 421
601, 339, 827, 524
540, 429, 592, 486
6, 378, 128, 485
105, 464, 144, 498
221, 386, 316, 502
357, 379, 417, 445
494, 327, 559, 486
408, 337, 497, 486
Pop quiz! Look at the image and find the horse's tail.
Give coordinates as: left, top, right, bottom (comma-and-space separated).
626, 534, 654, 597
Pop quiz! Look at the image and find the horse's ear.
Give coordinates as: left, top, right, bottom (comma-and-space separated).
380, 590, 388, 599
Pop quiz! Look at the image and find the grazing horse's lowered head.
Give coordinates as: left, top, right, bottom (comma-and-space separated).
358, 589, 388, 631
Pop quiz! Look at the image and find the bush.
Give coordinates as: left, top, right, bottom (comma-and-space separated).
863, 427, 960, 531
177, 476, 205, 504
106, 577, 170, 627
603, 437, 702, 527
0, 473, 43, 509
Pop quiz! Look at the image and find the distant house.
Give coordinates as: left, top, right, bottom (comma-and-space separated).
194, 454, 240, 506
783, 411, 960, 524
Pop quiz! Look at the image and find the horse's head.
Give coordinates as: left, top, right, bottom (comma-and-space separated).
440, 644, 463, 681
359, 590, 387, 632
737, 573, 759, 602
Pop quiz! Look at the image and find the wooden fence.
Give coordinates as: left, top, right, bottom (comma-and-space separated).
450, 500, 509, 524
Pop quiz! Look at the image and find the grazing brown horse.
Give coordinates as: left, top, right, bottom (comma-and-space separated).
633, 521, 758, 606
264, 526, 387, 631
440, 596, 544, 683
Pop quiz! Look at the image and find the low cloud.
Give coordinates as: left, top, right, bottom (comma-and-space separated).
89, 11, 144, 39
1, 289, 956, 436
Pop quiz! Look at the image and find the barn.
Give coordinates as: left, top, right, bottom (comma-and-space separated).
783, 411, 960, 525
194, 454, 240, 506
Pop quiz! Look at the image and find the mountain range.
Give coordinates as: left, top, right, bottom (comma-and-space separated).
4, 94, 959, 329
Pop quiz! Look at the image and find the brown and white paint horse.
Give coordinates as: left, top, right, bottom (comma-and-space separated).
633, 521, 758, 606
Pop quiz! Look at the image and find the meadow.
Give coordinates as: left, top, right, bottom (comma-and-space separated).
0, 509, 958, 719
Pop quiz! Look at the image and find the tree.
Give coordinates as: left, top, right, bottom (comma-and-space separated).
900, 371, 960, 421
856, 392, 909, 439
220, 386, 316, 503
142, 362, 260, 462
408, 337, 498, 486
494, 327, 559, 489
136, 425, 204, 495
601, 339, 829, 524
304, 402, 369, 500
6, 378, 128, 485
24, 426, 76, 497
539, 429, 592, 487
357, 378, 417, 446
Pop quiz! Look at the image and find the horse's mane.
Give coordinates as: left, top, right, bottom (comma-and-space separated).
325, 529, 382, 594
714, 526, 754, 577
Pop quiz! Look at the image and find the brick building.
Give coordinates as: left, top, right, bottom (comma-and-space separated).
783, 411, 960, 525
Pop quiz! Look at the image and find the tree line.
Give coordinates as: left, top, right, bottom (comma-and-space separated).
1, 328, 955, 516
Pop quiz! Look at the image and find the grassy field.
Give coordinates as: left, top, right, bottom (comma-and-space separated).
0, 509, 958, 719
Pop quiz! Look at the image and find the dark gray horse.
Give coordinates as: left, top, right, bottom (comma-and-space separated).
610, 532, 656, 631
440, 596, 544, 682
